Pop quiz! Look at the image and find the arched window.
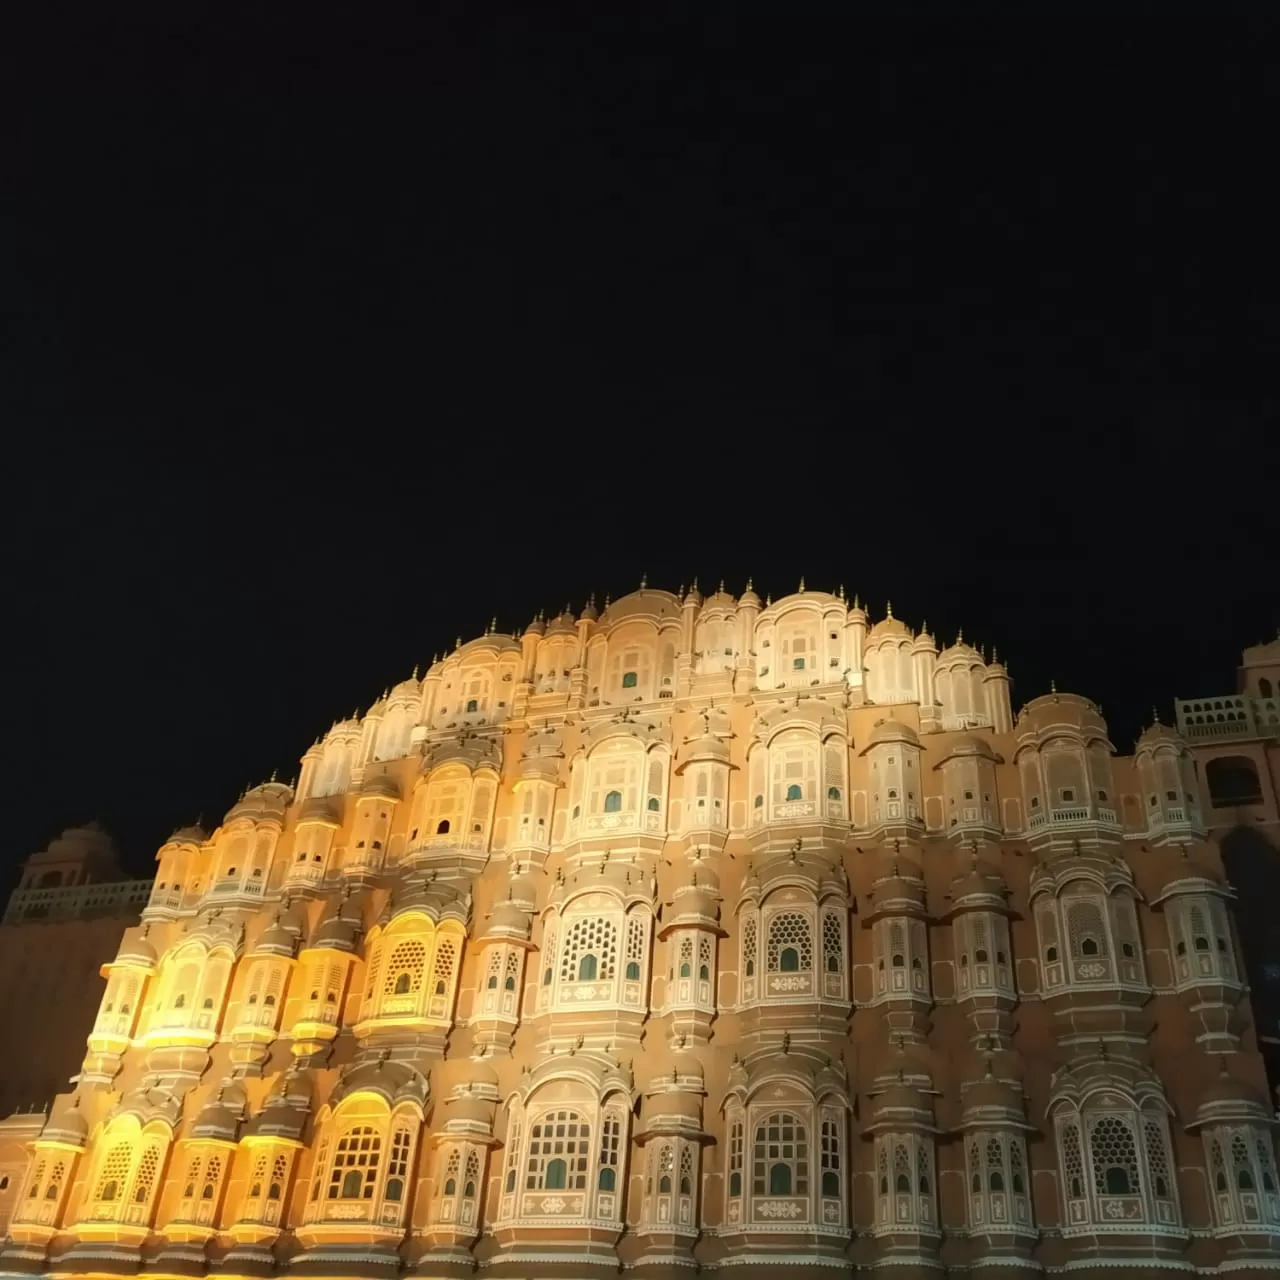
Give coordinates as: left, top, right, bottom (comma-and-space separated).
578, 954, 598, 981
622, 671, 638, 689
436, 818, 450, 834
1205, 756, 1263, 807
604, 790, 623, 812
767, 912, 813, 973
752, 1112, 807, 1196
466, 699, 478, 713
328, 1126, 381, 1200
1259, 678, 1273, 698
786, 783, 803, 801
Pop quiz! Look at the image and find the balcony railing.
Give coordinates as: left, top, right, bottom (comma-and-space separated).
1176, 694, 1280, 743
3, 878, 152, 924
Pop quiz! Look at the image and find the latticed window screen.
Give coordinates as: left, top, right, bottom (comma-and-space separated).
463, 1150, 480, 1197
328, 1126, 381, 1199
679, 1145, 693, 1194
888, 920, 906, 962
95, 1143, 131, 1201
967, 1139, 982, 1190
504, 1123, 521, 1192
742, 916, 757, 974
384, 941, 426, 995
269, 1154, 287, 1199
45, 1160, 64, 1201
132, 1145, 160, 1204
432, 938, 457, 993
1256, 1133, 1279, 1191
310, 1138, 329, 1201
892, 1141, 911, 1191
728, 1120, 744, 1195
202, 1154, 222, 1200
822, 911, 842, 972
486, 950, 502, 988
985, 1136, 1003, 1189
443, 1150, 461, 1193
526, 1110, 591, 1190
385, 1128, 412, 1200
877, 1144, 889, 1193
364, 945, 382, 999
1143, 1116, 1173, 1197
599, 1112, 623, 1189
26, 1158, 45, 1200
504, 949, 521, 989
820, 1119, 841, 1192
918, 1142, 932, 1193
1207, 1134, 1227, 1190
1088, 1114, 1140, 1195
625, 914, 646, 975
1060, 1121, 1084, 1197
679, 936, 693, 976
1009, 1137, 1026, 1192
698, 935, 712, 979
561, 918, 618, 983
1067, 901, 1108, 957
247, 1153, 268, 1197
752, 1112, 808, 1195
766, 912, 813, 971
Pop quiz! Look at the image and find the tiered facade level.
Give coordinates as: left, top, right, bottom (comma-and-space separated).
6, 586, 1279, 1280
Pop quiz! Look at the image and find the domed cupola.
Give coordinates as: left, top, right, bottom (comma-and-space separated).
251, 914, 298, 958
944, 853, 1017, 1044
39, 1094, 89, 1149
113, 926, 158, 971
1134, 714, 1204, 843
191, 1085, 245, 1143
683, 581, 704, 609
308, 910, 360, 955
738, 578, 761, 610
859, 719, 924, 838
1014, 688, 1120, 850
224, 779, 294, 827
865, 851, 932, 1043
865, 1061, 942, 1256
933, 732, 1003, 841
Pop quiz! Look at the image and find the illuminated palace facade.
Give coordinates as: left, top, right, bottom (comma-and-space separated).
6, 585, 1279, 1280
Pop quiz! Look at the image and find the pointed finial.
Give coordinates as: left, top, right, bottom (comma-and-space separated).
765, 593, 772, 606
885, 600, 893, 618
745, 577, 753, 590
718, 578, 725, 593
991, 646, 998, 663
640, 572, 647, 589
798, 576, 806, 592
604, 594, 611, 608
455, 636, 462, 650
838, 583, 845, 600
677, 582, 685, 597
1151, 706, 1161, 724
489, 616, 497, 633
957, 627, 964, 644
1050, 678, 1057, 693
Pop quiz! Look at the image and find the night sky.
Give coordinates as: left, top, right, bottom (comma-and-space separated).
5, 5, 1277, 882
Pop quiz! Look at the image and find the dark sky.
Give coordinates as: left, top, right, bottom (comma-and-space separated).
4, 4, 1276, 881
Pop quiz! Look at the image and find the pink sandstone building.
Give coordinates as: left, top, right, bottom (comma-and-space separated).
2, 586, 1278, 1280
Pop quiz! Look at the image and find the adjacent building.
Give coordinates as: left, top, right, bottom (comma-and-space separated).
3, 587, 1278, 1280
0, 825, 150, 1118
1176, 635, 1280, 1100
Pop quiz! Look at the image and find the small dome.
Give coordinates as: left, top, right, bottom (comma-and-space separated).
164, 823, 207, 848
675, 734, 731, 771
936, 639, 982, 668
1016, 690, 1109, 742
545, 611, 577, 636
870, 1074, 935, 1128
911, 627, 937, 653
359, 771, 402, 801
522, 615, 546, 638
683, 583, 704, 607
868, 863, 926, 918
114, 929, 157, 968
577, 598, 598, 622
390, 674, 422, 702
960, 1068, 1027, 1125
704, 582, 735, 609
1191, 1065, 1273, 1127
192, 1096, 240, 1142
738, 580, 761, 609
41, 1097, 88, 1146
600, 588, 683, 626
1135, 720, 1185, 753
485, 896, 533, 940
861, 718, 921, 751
868, 605, 911, 641
947, 856, 1008, 910
933, 732, 1002, 768
252, 917, 298, 957
308, 914, 359, 953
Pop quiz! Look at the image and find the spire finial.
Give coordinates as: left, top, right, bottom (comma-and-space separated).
640, 572, 647, 589
489, 616, 497, 634
991, 646, 998, 663
885, 600, 893, 618
838, 583, 845, 600
957, 627, 964, 644
765, 593, 772, 606
1152, 705, 1161, 724
798, 576, 806, 592
718, 578, 725, 593
455, 636, 462, 650
1050, 678, 1057, 694
745, 577, 753, 590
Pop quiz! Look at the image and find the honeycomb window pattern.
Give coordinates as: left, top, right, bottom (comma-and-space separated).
1088, 1114, 1141, 1195
599, 1113, 622, 1190
625, 914, 646, 979
560, 918, 618, 984
741, 916, 757, 975
822, 911, 842, 973
432, 938, 457, 994
384, 941, 426, 996
132, 1144, 161, 1205
95, 1142, 131, 1203
767, 912, 813, 972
